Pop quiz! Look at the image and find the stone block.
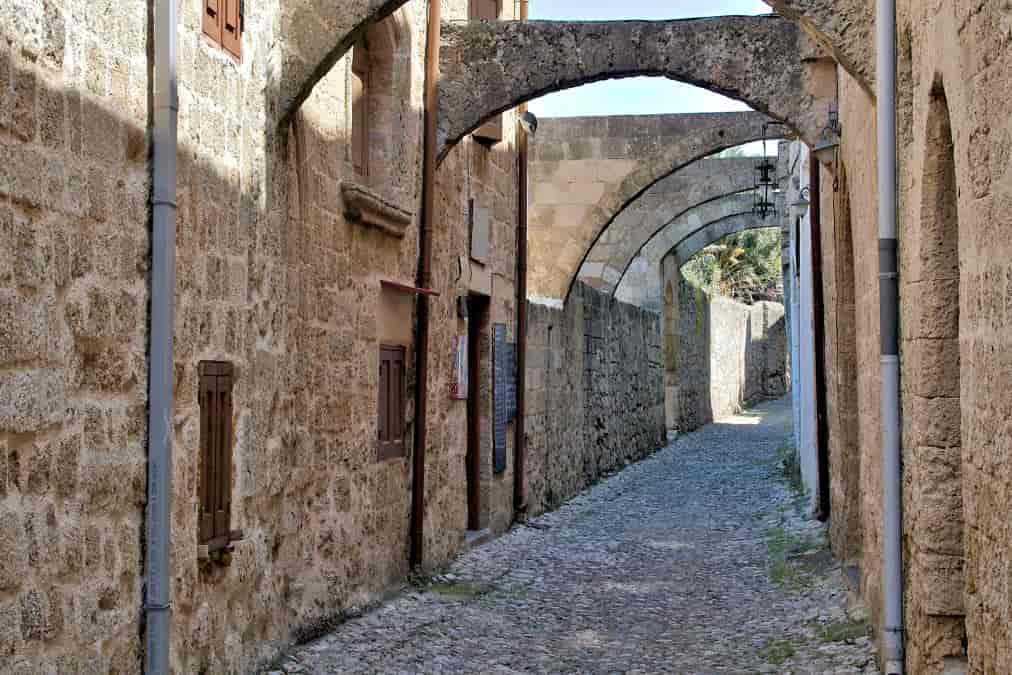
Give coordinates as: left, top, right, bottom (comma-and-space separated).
906, 338, 960, 398
910, 395, 961, 448
917, 553, 966, 617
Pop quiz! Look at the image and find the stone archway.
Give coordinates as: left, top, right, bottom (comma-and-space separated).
580, 170, 761, 297
438, 15, 833, 156
761, 0, 874, 91
615, 206, 773, 309
529, 114, 771, 302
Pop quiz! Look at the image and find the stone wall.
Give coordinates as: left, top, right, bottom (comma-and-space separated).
523, 284, 665, 516
0, 0, 523, 671
666, 273, 788, 434
0, 3, 151, 671
817, 1, 1012, 668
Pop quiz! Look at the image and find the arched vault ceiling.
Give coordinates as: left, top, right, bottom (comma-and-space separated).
278, 0, 410, 126
574, 158, 757, 296
761, 0, 874, 91
615, 208, 775, 310
612, 191, 762, 293
527, 111, 780, 303
438, 15, 833, 158
671, 212, 777, 266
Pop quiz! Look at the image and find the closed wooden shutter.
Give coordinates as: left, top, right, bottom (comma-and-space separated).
199, 361, 234, 550
378, 345, 406, 460
202, 0, 222, 45
221, 0, 242, 59
469, 0, 500, 20
352, 45, 370, 178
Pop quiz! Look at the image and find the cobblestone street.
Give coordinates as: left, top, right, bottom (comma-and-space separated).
281, 398, 877, 674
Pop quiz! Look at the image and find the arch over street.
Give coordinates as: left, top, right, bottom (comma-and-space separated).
571, 158, 758, 298
438, 15, 833, 157
614, 193, 764, 308
761, 0, 874, 91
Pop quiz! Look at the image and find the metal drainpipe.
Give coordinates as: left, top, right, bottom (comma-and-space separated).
877, 0, 904, 671
410, 0, 441, 568
145, 0, 178, 670
513, 0, 529, 519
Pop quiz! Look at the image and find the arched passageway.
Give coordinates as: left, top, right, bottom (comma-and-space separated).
580, 167, 763, 297
529, 113, 771, 301
437, 15, 833, 156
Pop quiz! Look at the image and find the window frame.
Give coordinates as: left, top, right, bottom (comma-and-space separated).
351, 42, 371, 179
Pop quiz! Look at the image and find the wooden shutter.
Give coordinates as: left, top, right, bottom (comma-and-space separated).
202, 0, 222, 45
469, 0, 500, 20
352, 45, 370, 178
221, 0, 242, 60
378, 345, 406, 460
199, 361, 234, 550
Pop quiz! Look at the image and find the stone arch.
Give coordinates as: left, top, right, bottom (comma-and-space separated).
760, 0, 874, 91
577, 161, 759, 296
530, 114, 772, 302
278, 0, 414, 127
904, 78, 968, 673
438, 15, 834, 158
616, 210, 775, 309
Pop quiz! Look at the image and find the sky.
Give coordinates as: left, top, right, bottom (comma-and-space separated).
527, 0, 772, 119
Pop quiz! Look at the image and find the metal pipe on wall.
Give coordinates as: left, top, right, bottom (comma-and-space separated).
513, 0, 529, 519
145, 0, 178, 670
410, 0, 441, 568
876, 0, 904, 671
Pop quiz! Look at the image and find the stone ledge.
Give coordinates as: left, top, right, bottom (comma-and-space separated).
341, 182, 413, 238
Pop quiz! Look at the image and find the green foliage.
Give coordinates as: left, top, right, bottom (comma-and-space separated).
681, 227, 784, 305
759, 637, 797, 665
817, 619, 870, 643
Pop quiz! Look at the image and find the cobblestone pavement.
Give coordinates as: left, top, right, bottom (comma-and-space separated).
282, 398, 878, 674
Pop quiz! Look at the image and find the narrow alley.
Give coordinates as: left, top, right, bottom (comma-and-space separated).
283, 398, 876, 674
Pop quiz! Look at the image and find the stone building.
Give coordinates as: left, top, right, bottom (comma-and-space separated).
3, 0, 1010, 673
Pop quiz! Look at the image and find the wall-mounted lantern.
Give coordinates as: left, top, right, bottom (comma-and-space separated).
790, 186, 811, 221
812, 103, 841, 166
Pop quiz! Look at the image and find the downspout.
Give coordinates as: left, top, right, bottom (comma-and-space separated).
410, 0, 441, 568
145, 0, 178, 671
513, 0, 529, 519
877, 0, 904, 671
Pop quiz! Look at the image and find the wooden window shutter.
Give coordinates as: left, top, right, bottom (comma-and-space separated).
199, 361, 235, 551
351, 45, 370, 178
469, 0, 500, 20
378, 345, 406, 460
221, 0, 242, 60
202, 0, 222, 45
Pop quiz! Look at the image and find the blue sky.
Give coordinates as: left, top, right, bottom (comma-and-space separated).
527, 0, 772, 118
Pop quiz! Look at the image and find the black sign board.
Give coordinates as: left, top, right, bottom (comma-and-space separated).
493, 323, 517, 474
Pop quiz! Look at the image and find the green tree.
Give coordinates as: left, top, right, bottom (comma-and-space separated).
680, 227, 783, 304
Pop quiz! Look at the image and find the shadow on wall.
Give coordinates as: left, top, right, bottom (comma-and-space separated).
522, 283, 667, 517
672, 278, 788, 434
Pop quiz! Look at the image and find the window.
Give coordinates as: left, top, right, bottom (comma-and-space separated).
199, 361, 235, 552
470, 0, 503, 144
202, 0, 243, 60
351, 42, 371, 178
378, 345, 407, 460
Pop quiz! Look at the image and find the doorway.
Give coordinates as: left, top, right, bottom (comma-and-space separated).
466, 294, 490, 531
